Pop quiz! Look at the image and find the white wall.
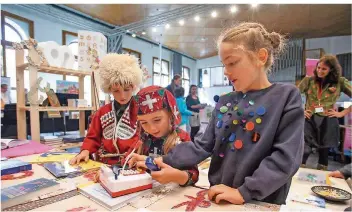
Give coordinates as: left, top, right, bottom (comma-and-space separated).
306, 35, 352, 55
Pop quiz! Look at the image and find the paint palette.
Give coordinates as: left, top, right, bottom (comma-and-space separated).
312, 186, 352, 202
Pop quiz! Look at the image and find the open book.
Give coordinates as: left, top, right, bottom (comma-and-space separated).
1, 139, 29, 150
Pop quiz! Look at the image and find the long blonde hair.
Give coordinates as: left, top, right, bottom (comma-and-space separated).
137, 113, 180, 155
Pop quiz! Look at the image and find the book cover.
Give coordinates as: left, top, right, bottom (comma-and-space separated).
63, 137, 84, 143
1, 178, 59, 209
1, 159, 32, 176
297, 171, 331, 185
65, 147, 81, 153
29, 152, 76, 164
290, 194, 326, 208
1, 140, 53, 158
1, 139, 29, 150
44, 160, 102, 178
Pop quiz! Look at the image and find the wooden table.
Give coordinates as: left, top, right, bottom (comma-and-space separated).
2, 156, 351, 211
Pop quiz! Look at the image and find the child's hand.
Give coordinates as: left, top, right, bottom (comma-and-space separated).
128, 153, 147, 169
93, 171, 100, 183
69, 150, 89, 165
208, 184, 245, 205
329, 170, 345, 179
151, 159, 189, 185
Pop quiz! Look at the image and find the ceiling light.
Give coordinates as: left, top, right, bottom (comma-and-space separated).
194, 16, 200, 22
230, 5, 238, 13
251, 3, 259, 8
132, 34, 136, 37
211, 11, 217, 18
142, 31, 146, 35
165, 24, 170, 29
178, 20, 184, 26
152, 27, 157, 32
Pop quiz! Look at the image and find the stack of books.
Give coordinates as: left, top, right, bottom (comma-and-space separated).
40, 136, 63, 148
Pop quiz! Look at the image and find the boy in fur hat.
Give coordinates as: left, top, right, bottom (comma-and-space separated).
70, 53, 143, 165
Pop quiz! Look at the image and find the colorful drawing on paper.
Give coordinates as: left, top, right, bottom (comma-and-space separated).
83, 169, 99, 182
56, 80, 79, 94
171, 189, 211, 212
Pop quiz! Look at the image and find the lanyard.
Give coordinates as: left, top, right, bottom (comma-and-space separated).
317, 83, 323, 106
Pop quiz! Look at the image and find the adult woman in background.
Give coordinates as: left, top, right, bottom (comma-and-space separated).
186, 85, 205, 141
299, 54, 351, 170
166, 74, 181, 96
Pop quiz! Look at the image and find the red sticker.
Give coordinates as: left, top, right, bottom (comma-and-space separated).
234, 140, 243, 149
246, 122, 255, 131
252, 132, 261, 142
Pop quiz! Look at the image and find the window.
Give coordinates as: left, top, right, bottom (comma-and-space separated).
1, 11, 34, 103
153, 57, 170, 87
182, 66, 190, 95
62, 30, 78, 70
200, 66, 229, 88
122, 48, 141, 65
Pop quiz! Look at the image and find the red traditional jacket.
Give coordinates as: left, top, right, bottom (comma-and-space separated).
140, 128, 199, 184
81, 101, 140, 165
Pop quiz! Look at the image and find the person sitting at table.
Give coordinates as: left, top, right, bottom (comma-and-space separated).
298, 55, 352, 170
329, 163, 351, 179
69, 53, 143, 165
128, 86, 199, 186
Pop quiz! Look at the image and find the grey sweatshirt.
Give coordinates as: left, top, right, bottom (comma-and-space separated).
163, 83, 304, 205
339, 164, 351, 179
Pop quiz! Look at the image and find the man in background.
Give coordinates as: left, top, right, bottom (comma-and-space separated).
1, 84, 10, 106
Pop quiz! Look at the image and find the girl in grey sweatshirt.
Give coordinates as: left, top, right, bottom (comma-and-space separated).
160, 22, 305, 205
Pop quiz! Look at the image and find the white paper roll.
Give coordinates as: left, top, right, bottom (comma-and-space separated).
38, 41, 63, 67
59, 46, 75, 69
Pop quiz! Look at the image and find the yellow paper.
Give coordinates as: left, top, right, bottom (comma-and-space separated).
29, 153, 76, 164
77, 181, 96, 189
71, 159, 103, 171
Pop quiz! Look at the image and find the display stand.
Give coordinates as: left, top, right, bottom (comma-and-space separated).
15, 49, 97, 141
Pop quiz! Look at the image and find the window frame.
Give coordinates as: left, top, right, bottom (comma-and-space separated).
182, 65, 190, 88
122, 48, 142, 65
62, 30, 79, 77
152, 57, 170, 86
1, 10, 34, 76
62, 30, 78, 45
201, 65, 230, 87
